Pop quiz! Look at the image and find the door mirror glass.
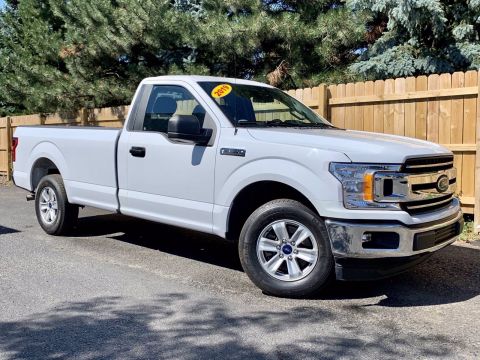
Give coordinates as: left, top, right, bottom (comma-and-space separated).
168, 115, 212, 145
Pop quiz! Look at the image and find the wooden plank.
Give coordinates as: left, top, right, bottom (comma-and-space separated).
344, 83, 355, 129
328, 85, 338, 126
451, 72, 465, 195
311, 86, 320, 118
5, 117, 11, 180
439, 73, 452, 144
0, 118, 8, 177
295, 88, 303, 102
462, 205, 474, 214
427, 74, 440, 143
10, 114, 43, 127
394, 77, 406, 135
373, 80, 384, 133
461, 196, 476, 205
363, 81, 374, 132
317, 84, 328, 119
302, 99, 317, 107
475, 70, 480, 232
354, 82, 365, 130
462, 70, 477, 205
415, 76, 428, 139
384, 79, 395, 134
328, 86, 478, 105
404, 77, 416, 138
336, 84, 346, 128
443, 144, 476, 151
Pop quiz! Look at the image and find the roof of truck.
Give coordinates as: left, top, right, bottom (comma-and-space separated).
141, 75, 274, 88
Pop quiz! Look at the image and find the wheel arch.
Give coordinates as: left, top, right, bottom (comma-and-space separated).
225, 180, 319, 242
31, 157, 61, 191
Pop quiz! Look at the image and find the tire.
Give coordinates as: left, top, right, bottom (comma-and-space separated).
239, 199, 334, 298
35, 174, 79, 235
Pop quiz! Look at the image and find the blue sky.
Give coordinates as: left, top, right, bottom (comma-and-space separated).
0, 0, 5, 9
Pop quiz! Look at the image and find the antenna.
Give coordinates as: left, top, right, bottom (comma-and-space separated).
226, 9, 238, 135
233, 47, 238, 135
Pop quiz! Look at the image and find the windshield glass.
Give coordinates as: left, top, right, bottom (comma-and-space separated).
198, 82, 335, 128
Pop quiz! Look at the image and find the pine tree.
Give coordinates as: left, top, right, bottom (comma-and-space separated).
0, 0, 66, 114
0, 0, 367, 115
347, 0, 480, 79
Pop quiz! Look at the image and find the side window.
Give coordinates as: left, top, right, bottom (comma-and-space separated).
142, 85, 207, 133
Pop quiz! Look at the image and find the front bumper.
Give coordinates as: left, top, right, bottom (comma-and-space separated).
324, 207, 463, 280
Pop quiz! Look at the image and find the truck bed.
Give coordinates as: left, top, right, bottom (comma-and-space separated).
13, 126, 121, 212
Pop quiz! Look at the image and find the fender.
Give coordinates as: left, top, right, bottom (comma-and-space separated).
28, 141, 69, 191
212, 157, 342, 237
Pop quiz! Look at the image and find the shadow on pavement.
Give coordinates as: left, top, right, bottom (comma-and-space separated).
0, 225, 20, 236
319, 244, 480, 307
73, 213, 480, 308
0, 294, 460, 359
73, 213, 242, 271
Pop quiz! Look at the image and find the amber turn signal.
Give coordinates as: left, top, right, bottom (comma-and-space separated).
363, 173, 374, 201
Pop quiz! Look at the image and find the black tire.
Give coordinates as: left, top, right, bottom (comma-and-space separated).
35, 174, 79, 235
239, 199, 334, 298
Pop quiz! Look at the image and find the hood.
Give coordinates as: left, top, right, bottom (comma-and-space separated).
247, 128, 451, 163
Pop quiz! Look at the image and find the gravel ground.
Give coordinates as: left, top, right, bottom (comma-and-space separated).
0, 185, 479, 359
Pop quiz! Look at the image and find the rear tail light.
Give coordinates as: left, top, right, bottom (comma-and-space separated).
11, 137, 18, 162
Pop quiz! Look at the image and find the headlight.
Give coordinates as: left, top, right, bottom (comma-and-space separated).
329, 162, 401, 209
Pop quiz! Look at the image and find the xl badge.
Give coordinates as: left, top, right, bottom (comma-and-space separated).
436, 175, 449, 193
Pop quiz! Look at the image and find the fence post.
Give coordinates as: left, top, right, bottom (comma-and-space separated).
6, 117, 12, 181
475, 71, 480, 232
317, 84, 328, 119
81, 108, 89, 126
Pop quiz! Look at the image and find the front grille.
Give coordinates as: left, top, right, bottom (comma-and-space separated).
411, 178, 456, 192
401, 195, 454, 215
398, 155, 456, 214
413, 219, 463, 251
403, 155, 454, 174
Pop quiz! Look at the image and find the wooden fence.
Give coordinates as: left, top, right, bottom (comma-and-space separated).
1, 71, 479, 229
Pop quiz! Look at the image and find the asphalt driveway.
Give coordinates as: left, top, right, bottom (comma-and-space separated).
0, 185, 479, 359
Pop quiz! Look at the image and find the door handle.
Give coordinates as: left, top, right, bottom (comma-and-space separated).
129, 146, 146, 158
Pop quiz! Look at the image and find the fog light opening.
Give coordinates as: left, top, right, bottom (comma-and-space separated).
361, 232, 400, 249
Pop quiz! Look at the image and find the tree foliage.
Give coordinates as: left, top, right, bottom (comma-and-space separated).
347, 0, 480, 79
0, 0, 366, 115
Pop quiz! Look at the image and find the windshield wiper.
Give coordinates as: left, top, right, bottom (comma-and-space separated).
236, 120, 261, 127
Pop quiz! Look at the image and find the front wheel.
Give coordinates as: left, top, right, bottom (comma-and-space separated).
239, 199, 334, 298
35, 174, 79, 235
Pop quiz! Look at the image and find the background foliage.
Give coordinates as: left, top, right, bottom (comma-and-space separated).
0, 0, 479, 115
347, 0, 480, 78
0, 0, 367, 114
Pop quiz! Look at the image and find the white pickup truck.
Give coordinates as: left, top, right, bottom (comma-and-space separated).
13, 75, 463, 297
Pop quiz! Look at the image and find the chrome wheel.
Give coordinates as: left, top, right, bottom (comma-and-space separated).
39, 187, 58, 225
256, 219, 318, 282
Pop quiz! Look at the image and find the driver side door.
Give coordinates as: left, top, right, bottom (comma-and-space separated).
118, 82, 218, 233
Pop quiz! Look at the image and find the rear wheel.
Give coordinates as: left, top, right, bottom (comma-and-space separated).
239, 199, 334, 298
35, 174, 78, 235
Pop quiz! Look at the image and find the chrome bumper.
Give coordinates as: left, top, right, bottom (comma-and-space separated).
325, 208, 463, 259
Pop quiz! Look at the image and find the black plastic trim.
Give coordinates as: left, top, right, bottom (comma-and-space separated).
334, 253, 434, 281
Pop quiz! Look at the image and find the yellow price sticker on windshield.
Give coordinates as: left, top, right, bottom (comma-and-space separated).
211, 84, 232, 98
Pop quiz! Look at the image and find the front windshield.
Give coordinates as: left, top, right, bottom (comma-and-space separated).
198, 82, 335, 128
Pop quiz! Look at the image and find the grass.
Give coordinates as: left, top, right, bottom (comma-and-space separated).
460, 217, 479, 243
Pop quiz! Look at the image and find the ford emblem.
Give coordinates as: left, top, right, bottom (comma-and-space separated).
436, 175, 449, 193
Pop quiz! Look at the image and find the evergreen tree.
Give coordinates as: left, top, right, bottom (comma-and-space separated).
0, 0, 366, 115
347, 0, 480, 79
0, 0, 66, 114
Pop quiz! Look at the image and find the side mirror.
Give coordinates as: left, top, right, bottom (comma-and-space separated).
167, 115, 212, 145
